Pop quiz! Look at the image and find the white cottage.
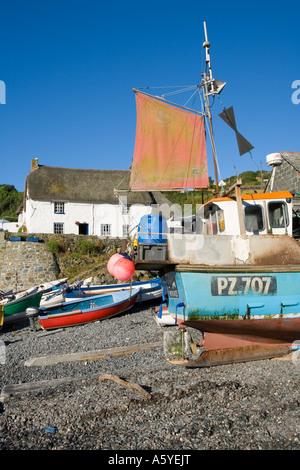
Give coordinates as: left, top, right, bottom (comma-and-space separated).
21, 159, 168, 238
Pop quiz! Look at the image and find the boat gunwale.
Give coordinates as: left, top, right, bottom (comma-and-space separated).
175, 265, 300, 273
39, 289, 140, 319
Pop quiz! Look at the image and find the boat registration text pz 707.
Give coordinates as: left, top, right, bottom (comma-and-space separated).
211, 276, 277, 296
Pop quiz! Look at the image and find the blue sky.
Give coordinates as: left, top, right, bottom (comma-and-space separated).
0, 0, 299, 191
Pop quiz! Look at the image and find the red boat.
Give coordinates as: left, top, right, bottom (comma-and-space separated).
36, 288, 140, 330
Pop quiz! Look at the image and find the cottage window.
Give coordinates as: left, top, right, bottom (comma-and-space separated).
54, 202, 65, 214
268, 202, 288, 228
244, 205, 264, 232
122, 225, 130, 237
118, 195, 130, 214
54, 223, 64, 234
122, 203, 130, 215
101, 224, 111, 236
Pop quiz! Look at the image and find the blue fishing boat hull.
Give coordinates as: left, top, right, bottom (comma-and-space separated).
164, 269, 300, 322
161, 268, 300, 360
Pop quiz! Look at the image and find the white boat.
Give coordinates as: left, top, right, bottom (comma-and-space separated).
154, 305, 176, 327
64, 277, 162, 303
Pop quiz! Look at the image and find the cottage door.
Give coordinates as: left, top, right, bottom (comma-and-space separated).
78, 223, 89, 235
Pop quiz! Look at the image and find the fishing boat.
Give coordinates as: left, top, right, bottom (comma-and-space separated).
1, 278, 68, 324
154, 305, 176, 327
40, 287, 67, 308
3, 288, 43, 324
37, 278, 69, 294
65, 277, 162, 302
28, 288, 140, 330
127, 22, 300, 367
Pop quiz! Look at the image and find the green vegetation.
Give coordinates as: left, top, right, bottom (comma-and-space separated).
46, 239, 62, 254
0, 185, 23, 222
164, 170, 271, 211
74, 238, 104, 256
44, 235, 110, 281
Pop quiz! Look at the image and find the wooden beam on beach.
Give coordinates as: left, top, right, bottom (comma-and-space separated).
1, 377, 77, 401
1, 373, 153, 401
24, 340, 163, 367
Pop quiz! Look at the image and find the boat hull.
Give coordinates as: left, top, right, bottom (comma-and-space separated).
4, 292, 43, 317
38, 289, 140, 330
164, 267, 300, 320
162, 267, 300, 365
65, 278, 162, 302
184, 317, 300, 348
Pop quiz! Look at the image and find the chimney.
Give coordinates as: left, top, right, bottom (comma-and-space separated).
31, 158, 39, 171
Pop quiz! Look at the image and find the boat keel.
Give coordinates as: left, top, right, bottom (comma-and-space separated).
163, 327, 291, 368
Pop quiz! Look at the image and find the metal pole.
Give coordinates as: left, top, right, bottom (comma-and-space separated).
202, 22, 219, 196
205, 87, 220, 197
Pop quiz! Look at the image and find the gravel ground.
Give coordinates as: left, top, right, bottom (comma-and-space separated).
1, 298, 300, 452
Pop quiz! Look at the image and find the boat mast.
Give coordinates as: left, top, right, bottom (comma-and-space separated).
201, 21, 220, 197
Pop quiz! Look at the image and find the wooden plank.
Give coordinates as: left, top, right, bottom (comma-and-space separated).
24, 340, 163, 367
1, 372, 154, 402
1, 377, 77, 401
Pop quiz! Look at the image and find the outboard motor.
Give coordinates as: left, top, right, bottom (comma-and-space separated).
26, 307, 40, 331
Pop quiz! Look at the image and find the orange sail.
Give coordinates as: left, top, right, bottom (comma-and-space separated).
130, 92, 209, 191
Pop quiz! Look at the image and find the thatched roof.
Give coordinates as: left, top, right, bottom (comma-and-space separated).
25, 165, 166, 206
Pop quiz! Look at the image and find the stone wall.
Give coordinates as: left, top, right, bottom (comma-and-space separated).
0, 232, 128, 292
0, 232, 59, 291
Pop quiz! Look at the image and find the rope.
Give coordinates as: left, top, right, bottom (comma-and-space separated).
183, 88, 199, 108
135, 85, 197, 91
114, 169, 131, 190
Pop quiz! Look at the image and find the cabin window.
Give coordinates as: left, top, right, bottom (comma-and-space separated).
268, 202, 288, 228
54, 202, 64, 214
54, 222, 64, 234
244, 205, 264, 232
101, 224, 111, 236
206, 208, 225, 234
217, 210, 225, 233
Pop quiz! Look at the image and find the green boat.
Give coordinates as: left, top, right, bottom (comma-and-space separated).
3, 290, 43, 318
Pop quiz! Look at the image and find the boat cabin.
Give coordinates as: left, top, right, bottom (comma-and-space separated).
133, 190, 296, 270
200, 191, 293, 237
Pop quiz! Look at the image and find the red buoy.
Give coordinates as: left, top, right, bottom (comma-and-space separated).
107, 253, 123, 276
107, 253, 135, 281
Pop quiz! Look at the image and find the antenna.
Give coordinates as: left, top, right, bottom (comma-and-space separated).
202, 22, 220, 196
203, 22, 214, 87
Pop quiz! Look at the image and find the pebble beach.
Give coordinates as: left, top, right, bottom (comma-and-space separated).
1, 298, 300, 452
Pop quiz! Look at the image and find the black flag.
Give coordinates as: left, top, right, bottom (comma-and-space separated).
219, 106, 254, 156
